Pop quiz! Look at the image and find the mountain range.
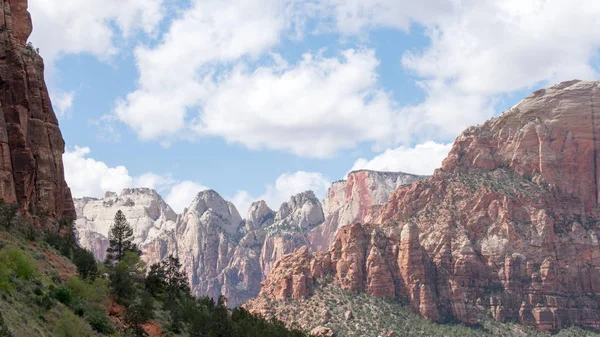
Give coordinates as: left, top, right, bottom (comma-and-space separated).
74, 170, 425, 307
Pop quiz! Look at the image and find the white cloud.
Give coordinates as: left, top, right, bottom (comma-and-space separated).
165, 181, 209, 214
114, 0, 288, 140
63, 147, 207, 213
350, 141, 452, 176
315, 0, 451, 35
399, 0, 600, 137
109, 0, 600, 159
195, 49, 404, 157
231, 171, 330, 215
64, 146, 136, 198
29, 0, 165, 65
52, 91, 75, 119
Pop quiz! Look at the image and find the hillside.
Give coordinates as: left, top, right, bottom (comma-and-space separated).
0, 209, 309, 337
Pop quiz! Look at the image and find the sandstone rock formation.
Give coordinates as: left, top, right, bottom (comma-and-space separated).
75, 189, 178, 261
309, 170, 425, 251
76, 189, 324, 307
248, 80, 600, 332
0, 0, 74, 221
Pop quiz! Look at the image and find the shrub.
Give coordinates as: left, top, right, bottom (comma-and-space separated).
53, 285, 73, 305
87, 310, 115, 334
0, 248, 36, 280
0, 262, 11, 291
52, 308, 94, 336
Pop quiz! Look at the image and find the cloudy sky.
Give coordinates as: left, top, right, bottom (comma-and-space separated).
29, 0, 600, 214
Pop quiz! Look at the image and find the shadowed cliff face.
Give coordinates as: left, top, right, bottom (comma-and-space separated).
248, 80, 600, 333
0, 0, 74, 220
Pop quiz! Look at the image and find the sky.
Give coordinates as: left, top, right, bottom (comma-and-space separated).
28, 0, 600, 215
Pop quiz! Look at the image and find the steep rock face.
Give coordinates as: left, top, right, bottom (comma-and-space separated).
248, 223, 446, 322
309, 170, 425, 251
442, 80, 600, 211
249, 80, 600, 332
0, 0, 74, 220
260, 191, 324, 277
74, 189, 177, 261
173, 190, 244, 299
379, 80, 600, 331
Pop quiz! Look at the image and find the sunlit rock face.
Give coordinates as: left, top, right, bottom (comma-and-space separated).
250, 80, 600, 332
74, 189, 177, 261
309, 170, 426, 252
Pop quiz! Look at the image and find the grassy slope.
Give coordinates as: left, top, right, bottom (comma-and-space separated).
0, 230, 102, 337
259, 282, 600, 337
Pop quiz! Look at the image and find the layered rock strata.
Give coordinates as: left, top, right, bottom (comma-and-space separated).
0, 0, 74, 220
248, 80, 600, 332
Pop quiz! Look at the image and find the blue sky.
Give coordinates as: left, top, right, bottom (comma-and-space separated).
28, 0, 600, 214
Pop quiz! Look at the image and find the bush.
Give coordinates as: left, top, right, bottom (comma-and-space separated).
36, 292, 55, 310
53, 285, 73, 305
0, 248, 36, 280
52, 308, 95, 336
0, 311, 10, 337
87, 310, 115, 334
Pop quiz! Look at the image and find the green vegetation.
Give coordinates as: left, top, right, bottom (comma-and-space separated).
269, 282, 600, 337
0, 207, 307, 337
105, 210, 139, 265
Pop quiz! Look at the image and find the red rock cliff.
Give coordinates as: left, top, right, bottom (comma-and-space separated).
248, 80, 600, 333
0, 0, 74, 219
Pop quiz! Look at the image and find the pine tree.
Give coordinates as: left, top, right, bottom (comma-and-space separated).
105, 210, 139, 265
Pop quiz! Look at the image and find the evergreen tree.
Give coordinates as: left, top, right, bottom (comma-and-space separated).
105, 210, 139, 265
145, 255, 189, 296
73, 247, 98, 280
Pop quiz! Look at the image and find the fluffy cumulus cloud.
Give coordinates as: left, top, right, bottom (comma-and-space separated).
109, 0, 600, 158
195, 49, 404, 157
230, 171, 330, 215
114, 0, 288, 140
63, 147, 207, 213
350, 142, 452, 176
29, 0, 165, 65
399, 0, 600, 137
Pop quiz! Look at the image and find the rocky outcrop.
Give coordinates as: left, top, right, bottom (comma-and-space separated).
248, 80, 600, 333
0, 0, 74, 221
260, 191, 324, 277
75, 189, 177, 261
248, 223, 446, 322
309, 170, 425, 251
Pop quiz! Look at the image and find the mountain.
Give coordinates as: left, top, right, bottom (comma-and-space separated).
309, 170, 425, 251
0, 0, 74, 222
246, 80, 600, 333
75, 189, 178, 261
74, 171, 423, 307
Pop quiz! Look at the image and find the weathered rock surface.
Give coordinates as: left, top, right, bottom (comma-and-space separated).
248, 80, 600, 332
75, 189, 177, 261
75, 189, 323, 307
0, 0, 74, 221
309, 326, 334, 337
75, 169, 423, 307
309, 170, 425, 251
